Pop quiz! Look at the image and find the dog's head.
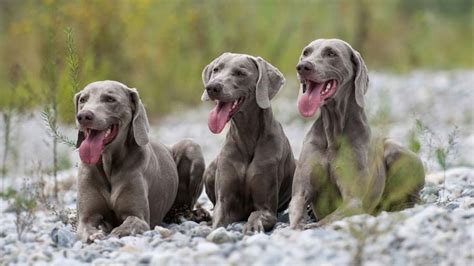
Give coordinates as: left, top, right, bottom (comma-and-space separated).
74, 80, 149, 164
201, 52, 285, 134
296, 39, 369, 117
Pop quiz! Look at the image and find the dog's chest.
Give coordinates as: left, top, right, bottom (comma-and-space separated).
94, 172, 126, 211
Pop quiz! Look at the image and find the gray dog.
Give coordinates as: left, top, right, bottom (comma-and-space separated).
289, 39, 425, 229
201, 53, 295, 233
75, 80, 205, 242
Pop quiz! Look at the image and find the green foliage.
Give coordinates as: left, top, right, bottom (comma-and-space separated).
41, 107, 76, 149
415, 119, 458, 171
435, 148, 447, 170
65, 27, 80, 94
0, 0, 472, 119
0, 186, 37, 211
0, 181, 37, 241
415, 119, 459, 203
408, 130, 422, 154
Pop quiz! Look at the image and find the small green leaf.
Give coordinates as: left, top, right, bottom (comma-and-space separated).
435, 148, 447, 169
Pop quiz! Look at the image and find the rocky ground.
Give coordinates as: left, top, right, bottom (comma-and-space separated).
0, 70, 473, 265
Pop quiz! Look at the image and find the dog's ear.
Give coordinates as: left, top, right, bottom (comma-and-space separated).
74, 92, 84, 148
74, 92, 81, 114
76, 132, 84, 149
201, 53, 230, 102
201, 60, 212, 101
250, 56, 285, 109
127, 88, 150, 146
350, 49, 369, 108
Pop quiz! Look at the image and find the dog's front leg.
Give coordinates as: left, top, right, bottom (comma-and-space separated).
211, 158, 246, 229
212, 187, 243, 229
244, 165, 279, 234
110, 178, 150, 238
304, 151, 370, 229
77, 214, 107, 243
289, 144, 328, 230
289, 169, 311, 230
77, 168, 113, 243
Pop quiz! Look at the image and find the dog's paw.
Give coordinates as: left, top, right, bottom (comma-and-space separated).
110, 226, 132, 238
289, 222, 304, 230
191, 206, 212, 223
110, 224, 147, 238
243, 218, 264, 234
243, 211, 277, 234
303, 222, 321, 230
88, 231, 106, 243
110, 216, 149, 238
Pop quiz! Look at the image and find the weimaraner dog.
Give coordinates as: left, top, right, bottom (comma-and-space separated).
289, 39, 425, 229
201, 53, 295, 233
75, 80, 205, 242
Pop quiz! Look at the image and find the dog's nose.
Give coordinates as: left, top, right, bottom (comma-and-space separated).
296, 61, 314, 74
206, 83, 223, 96
77, 110, 94, 123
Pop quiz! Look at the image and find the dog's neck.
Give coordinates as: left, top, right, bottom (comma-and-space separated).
228, 99, 274, 158
97, 125, 143, 180
314, 82, 370, 150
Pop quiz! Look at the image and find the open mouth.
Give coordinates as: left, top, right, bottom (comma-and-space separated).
297, 79, 337, 117
207, 97, 245, 134
78, 124, 118, 165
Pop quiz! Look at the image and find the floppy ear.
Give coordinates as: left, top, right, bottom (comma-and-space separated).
201, 59, 213, 101
127, 88, 150, 146
250, 56, 285, 109
74, 92, 84, 148
201, 53, 230, 102
201, 69, 210, 101
350, 49, 369, 108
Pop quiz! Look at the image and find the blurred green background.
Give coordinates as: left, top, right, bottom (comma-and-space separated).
0, 0, 472, 122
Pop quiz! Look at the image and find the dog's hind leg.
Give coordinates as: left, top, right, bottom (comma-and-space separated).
378, 139, 425, 212
170, 139, 205, 208
166, 139, 210, 223
203, 158, 217, 205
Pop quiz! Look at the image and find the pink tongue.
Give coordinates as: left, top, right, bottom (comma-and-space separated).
79, 130, 106, 164
208, 102, 233, 134
297, 83, 324, 117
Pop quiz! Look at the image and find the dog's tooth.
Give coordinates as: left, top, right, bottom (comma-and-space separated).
326, 83, 331, 90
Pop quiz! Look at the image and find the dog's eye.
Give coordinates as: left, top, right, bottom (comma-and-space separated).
212, 67, 219, 73
79, 97, 86, 103
303, 49, 311, 57
233, 70, 246, 77
327, 50, 337, 57
104, 96, 116, 103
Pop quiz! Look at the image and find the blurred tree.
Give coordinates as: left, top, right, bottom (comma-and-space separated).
41, 25, 61, 200
0, 0, 471, 120
1, 64, 33, 179
353, 0, 370, 55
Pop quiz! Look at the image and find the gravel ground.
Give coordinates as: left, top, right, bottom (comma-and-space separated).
0, 70, 473, 265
